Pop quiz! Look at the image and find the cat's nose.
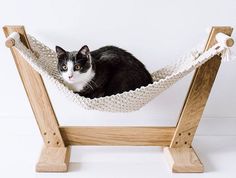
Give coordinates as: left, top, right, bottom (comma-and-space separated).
69, 75, 73, 79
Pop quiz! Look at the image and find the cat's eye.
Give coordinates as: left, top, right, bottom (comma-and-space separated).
62, 65, 67, 70
74, 65, 81, 70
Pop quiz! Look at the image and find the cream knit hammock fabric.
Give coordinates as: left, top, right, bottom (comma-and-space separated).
8, 32, 231, 112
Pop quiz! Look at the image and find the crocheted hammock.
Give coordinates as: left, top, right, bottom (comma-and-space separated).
8, 32, 231, 112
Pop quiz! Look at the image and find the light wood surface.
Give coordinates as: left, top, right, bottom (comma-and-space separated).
164, 26, 233, 173
60, 126, 175, 146
170, 26, 233, 148
5, 37, 15, 48
164, 147, 203, 173
36, 146, 71, 172
226, 38, 234, 47
215, 33, 234, 47
3, 25, 71, 172
3, 25, 65, 147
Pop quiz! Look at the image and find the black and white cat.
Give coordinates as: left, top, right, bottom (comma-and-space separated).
56, 45, 153, 98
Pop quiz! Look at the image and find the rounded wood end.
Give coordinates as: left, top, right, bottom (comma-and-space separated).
5, 38, 15, 48
226, 38, 234, 47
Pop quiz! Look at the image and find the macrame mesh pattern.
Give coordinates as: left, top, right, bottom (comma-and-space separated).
12, 34, 225, 112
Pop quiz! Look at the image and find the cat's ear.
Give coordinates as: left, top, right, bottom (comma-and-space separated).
79, 45, 90, 56
55, 46, 66, 58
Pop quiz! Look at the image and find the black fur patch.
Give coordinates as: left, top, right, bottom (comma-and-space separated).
56, 45, 153, 98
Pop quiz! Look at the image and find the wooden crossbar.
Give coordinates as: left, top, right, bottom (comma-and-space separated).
3, 25, 233, 173
60, 126, 175, 146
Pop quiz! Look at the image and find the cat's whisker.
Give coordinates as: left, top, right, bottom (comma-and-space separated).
90, 80, 98, 88
81, 80, 94, 90
87, 83, 94, 90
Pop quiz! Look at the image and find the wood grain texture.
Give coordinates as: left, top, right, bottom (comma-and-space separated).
3, 25, 65, 147
60, 126, 176, 146
164, 147, 203, 173
170, 26, 233, 148
36, 146, 71, 172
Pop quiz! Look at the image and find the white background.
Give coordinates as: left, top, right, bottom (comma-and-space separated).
0, 0, 236, 128
1, 1, 236, 177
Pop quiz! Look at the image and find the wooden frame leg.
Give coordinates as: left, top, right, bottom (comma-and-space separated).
164, 26, 233, 173
36, 146, 71, 172
3, 25, 70, 172
164, 147, 203, 173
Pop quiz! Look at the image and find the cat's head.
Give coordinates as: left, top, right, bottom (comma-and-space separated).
56, 45, 92, 84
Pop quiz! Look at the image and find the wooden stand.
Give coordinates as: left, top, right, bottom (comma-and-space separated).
3, 25, 233, 173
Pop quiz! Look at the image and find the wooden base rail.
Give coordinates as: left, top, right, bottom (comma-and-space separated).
3, 25, 233, 173
60, 126, 175, 146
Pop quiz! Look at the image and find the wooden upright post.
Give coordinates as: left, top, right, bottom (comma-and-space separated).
3, 26, 70, 172
164, 26, 233, 173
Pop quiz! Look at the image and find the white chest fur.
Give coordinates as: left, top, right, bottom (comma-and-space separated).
65, 68, 95, 92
